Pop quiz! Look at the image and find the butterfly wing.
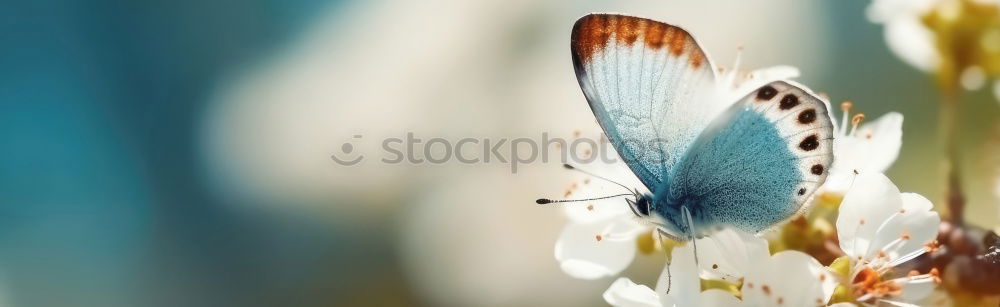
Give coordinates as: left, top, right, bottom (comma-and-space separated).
669, 81, 834, 234
571, 14, 725, 189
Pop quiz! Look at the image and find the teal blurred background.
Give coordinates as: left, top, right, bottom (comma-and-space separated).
0, 1, 996, 306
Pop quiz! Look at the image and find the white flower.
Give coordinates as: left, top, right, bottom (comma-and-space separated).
740, 251, 838, 306
604, 232, 837, 307
866, 0, 939, 72
699, 229, 838, 306
715, 49, 803, 108
693, 228, 770, 282
603, 244, 741, 307
555, 210, 646, 279
835, 173, 941, 306
867, 0, 1000, 96
554, 141, 649, 280
821, 104, 903, 195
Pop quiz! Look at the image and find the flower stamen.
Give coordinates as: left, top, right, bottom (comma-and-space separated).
852, 267, 903, 303
840, 101, 853, 136
733, 45, 743, 73
850, 113, 866, 137
924, 240, 940, 253
885, 246, 928, 269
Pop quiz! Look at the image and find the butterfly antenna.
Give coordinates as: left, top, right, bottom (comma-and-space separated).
561, 163, 632, 193
536, 193, 632, 205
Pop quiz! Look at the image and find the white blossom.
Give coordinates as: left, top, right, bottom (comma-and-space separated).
821, 104, 903, 195
605, 233, 837, 307
835, 173, 941, 306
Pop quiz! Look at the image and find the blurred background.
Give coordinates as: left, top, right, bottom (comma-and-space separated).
1, 0, 997, 306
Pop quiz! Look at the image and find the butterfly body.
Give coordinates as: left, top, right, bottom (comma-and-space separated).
571, 14, 833, 240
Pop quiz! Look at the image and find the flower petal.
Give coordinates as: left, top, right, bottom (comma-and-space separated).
733, 65, 801, 94
893, 274, 937, 303
742, 251, 835, 306
882, 16, 939, 72
824, 113, 903, 194
555, 217, 642, 279
655, 245, 702, 307
879, 299, 921, 307
557, 133, 647, 224
837, 173, 903, 260
868, 193, 940, 261
698, 289, 742, 306
853, 112, 903, 173
750, 65, 801, 81
563, 200, 632, 225
603, 277, 662, 307
695, 228, 769, 282
866, 0, 935, 23
561, 164, 640, 224
718, 65, 802, 110
647, 245, 744, 307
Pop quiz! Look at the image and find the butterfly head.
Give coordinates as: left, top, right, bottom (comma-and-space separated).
627, 192, 705, 241
626, 194, 653, 217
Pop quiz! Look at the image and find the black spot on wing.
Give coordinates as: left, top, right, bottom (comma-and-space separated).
799, 135, 819, 151
810, 164, 824, 175
756, 85, 777, 101
779, 94, 800, 110
797, 109, 816, 124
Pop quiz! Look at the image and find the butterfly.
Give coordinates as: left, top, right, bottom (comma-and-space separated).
549, 13, 834, 242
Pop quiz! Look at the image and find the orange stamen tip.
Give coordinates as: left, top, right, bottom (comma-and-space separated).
924, 240, 941, 253
852, 113, 866, 125
930, 268, 942, 284
841, 101, 853, 111
853, 267, 903, 299
595, 234, 603, 242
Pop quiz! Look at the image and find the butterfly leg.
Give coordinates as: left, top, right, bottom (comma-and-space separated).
655, 230, 672, 295
681, 206, 701, 267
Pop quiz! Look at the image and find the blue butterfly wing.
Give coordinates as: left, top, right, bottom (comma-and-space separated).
669, 81, 834, 234
570, 14, 728, 189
